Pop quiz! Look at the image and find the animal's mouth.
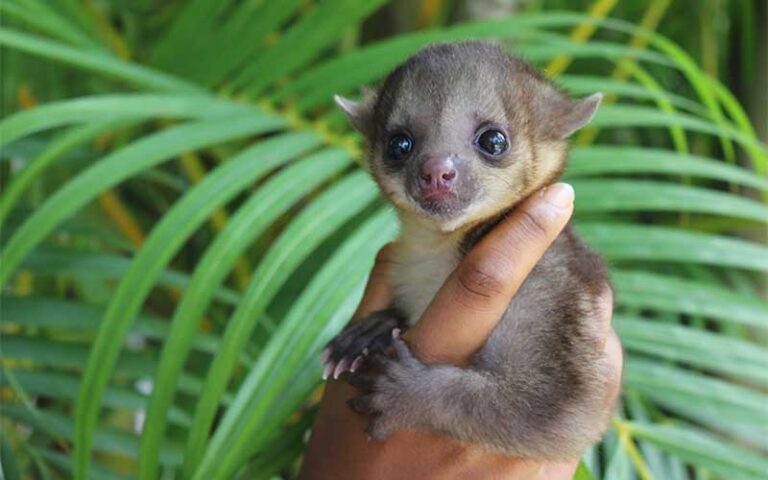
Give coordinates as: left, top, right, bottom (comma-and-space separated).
421, 188, 455, 202
416, 192, 465, 218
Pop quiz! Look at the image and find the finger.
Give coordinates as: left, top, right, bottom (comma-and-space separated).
351, 243, 396, 321
392, 338, 413, 362
603, 329, 623, 408
410, 183, 575, 364
596, 283, 614, 342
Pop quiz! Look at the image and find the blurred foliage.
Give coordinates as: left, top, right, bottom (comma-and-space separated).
0, 1, 766, 479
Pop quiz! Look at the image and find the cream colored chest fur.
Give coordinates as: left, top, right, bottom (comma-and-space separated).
391, 218, 463, 324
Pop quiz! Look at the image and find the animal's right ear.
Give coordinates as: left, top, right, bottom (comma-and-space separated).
334, 90, 376, 134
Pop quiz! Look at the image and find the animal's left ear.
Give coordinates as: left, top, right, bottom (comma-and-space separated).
554, 92, 603, 139
334, 88, 377, 134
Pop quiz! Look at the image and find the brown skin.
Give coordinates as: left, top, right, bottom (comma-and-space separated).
300, 184, 623, 480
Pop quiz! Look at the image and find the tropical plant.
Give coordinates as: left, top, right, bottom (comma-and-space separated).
1, 1, 766, 479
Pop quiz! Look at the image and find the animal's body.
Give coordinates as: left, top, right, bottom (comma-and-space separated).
322, 41, 614, 459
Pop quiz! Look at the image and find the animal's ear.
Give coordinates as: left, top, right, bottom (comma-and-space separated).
334, 89, 376, 134
553, 92, 603, 139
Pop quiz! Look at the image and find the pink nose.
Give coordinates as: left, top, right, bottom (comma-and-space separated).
419, 157, 457, 194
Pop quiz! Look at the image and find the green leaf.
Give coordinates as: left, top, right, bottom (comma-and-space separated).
1, 295, 239, 358
624, 359, 768, 427
19, 248, 241, 306
0, 0, 102, 51
0, 94, 252, 148
3, 406, 183, 465
627, 422, 768, 479
2, 336, 155, 377
0, 28, 201, 93
31, 450, 130, 480
572, 179, 768, 221
0, 369, 191, 427
180, 171, 380, 475
162, 0, 306, 85
617, 316, 768, 385
574, 461, 596, 480
150, 0, 233, 69
1, 121, 127, 223
234, 0, 390, 95
579, 224, 768, 271
280, 15, 682, 111
73, 132, 319, 480
0, 434, 23, 480
566, 146, 768, 191
521, 40, 675, 67
0, 114, 284, 286
592, 105, 766, 155
191, 209, 397, 479
137, 148, 353, 479
612, 270, 768, 328
560, 76, 708, 116
623, 391, 680, 480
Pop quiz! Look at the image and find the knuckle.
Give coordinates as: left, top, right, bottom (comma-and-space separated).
598, 282, 614, 309
603, 331, 624, 406
374, 243, 394, 265
516, 208, 550, 241
456, 259, 506, 300
595, 283, 614, 323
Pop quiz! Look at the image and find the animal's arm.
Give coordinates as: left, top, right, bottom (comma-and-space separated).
348, 334, 612, 460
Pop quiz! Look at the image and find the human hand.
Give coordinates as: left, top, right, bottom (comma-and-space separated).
299, 183, 622, 480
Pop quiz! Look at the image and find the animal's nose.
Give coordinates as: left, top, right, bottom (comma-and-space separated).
419, 156, 458, 192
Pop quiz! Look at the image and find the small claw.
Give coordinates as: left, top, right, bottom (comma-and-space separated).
333, 358, 350, 379
322, 362, 335, 381
350, 355, 364, 373
319, 348, 331, 364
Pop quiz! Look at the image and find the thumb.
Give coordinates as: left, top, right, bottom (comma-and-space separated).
409, 183, 575, 364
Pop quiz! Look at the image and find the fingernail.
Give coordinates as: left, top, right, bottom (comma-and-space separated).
541, 183, 574, 209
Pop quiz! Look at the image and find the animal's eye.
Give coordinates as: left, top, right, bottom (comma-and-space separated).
386, 134, 413, 161
476, 129, 508, 156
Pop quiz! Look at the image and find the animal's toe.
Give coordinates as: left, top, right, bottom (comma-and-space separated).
347, 394, 377, 415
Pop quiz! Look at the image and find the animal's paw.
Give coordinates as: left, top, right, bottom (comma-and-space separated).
321, 309, 405, 380
345, 338, 425, 441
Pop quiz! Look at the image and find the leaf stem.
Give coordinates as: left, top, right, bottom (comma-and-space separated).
614, 417, 656, 480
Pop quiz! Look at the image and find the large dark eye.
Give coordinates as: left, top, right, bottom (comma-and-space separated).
386, 134, 413, 161
476, 129, 508, 156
